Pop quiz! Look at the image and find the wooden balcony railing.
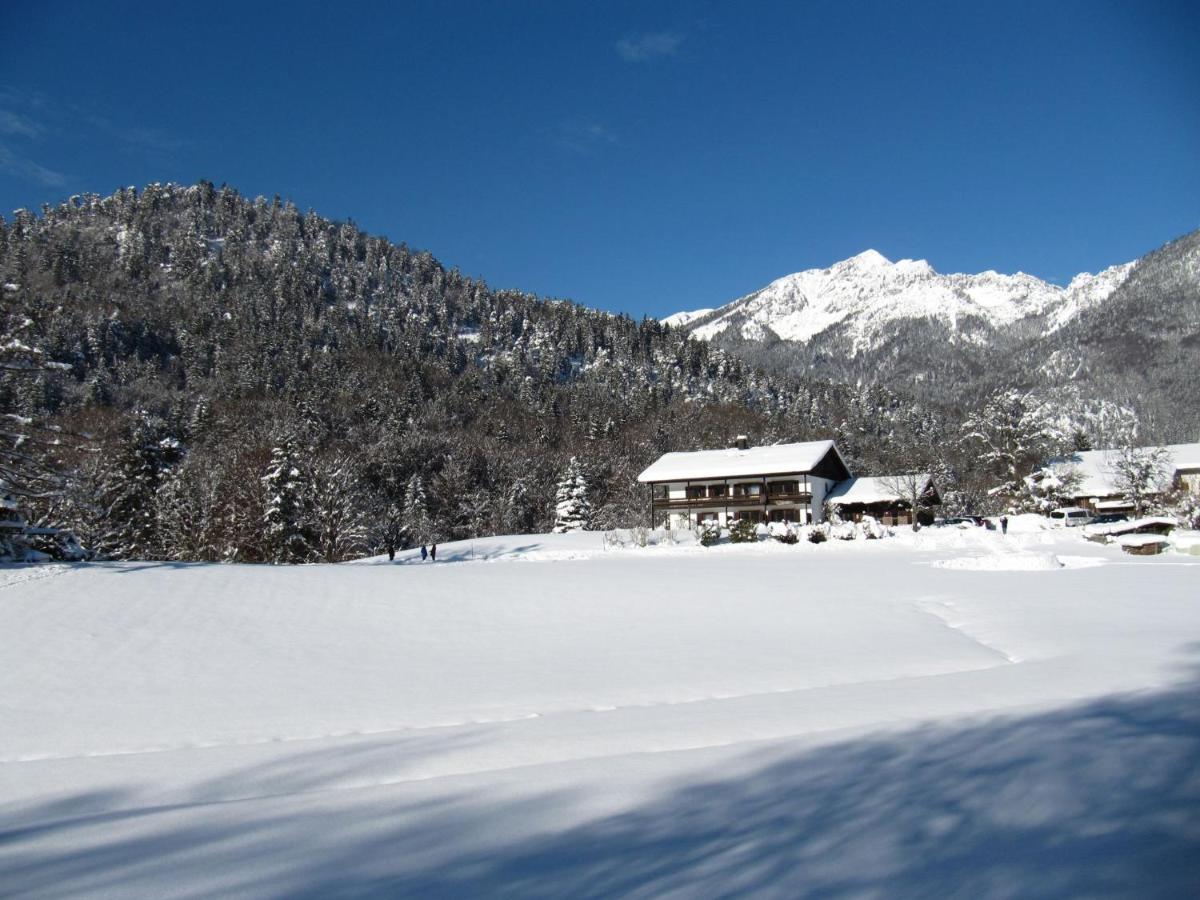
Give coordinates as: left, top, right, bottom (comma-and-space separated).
652, 492, 811, 509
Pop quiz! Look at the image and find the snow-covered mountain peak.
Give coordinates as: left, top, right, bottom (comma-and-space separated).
893, 258, 935, 276
678, 250, 1135, 353
838, 249, 891, 270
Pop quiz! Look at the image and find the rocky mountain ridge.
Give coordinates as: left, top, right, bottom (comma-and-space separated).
671, 249, 1136, 354
666, 231, 1199, 440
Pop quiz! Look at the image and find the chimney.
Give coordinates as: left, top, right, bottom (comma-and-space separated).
734, 435, 749, 450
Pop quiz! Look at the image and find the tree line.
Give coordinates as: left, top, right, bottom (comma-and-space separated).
0, 182, 1172, 562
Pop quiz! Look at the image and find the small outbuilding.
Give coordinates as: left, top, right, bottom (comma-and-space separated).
826, 474, 941, 527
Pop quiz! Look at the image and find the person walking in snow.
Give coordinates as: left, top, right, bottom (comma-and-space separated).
1000, 515, 1009, 535
431, 543, 437, 562
420, 544, 428, 561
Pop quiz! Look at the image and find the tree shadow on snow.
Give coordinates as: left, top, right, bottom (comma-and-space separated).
3, 667, 1200, 898
374, 544, 545, 566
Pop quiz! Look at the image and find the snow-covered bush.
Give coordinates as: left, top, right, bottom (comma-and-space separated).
830, 521, 858, 541
1166, 490, 1200, 530
773, 526, 799, 545
728, 518, 758, 543
807, 526, 828, 544
858, 516, 888, 539
699, 521, 721, 546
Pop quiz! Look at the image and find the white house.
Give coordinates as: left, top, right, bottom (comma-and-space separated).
1044, 442, 1200, 512
637, 437, 852, 529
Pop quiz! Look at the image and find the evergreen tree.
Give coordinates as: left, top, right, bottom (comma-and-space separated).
553, 456, 591, 532
402, 473, 431, 546
960, 390, 1065, 498
261, 439, 311, 563
95, 412, 183, 559
0, 311, 71, 506
308, 452, 368, 562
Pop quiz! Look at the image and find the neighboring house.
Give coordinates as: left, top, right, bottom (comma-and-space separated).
1045, 443, 1200, 513
637, 436, 851, 529
827, 474, 941, 527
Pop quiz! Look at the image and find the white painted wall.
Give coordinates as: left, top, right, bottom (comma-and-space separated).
810, 477, 835, 523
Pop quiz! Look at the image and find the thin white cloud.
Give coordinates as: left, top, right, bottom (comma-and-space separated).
0, 109, 43, 139
556, 118, 620, 155
0, 142, 67, 187
615, 31, 684, 62
0, 87, 186, 192
83, 114, 187, 154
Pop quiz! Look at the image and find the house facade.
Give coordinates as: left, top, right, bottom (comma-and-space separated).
637, 437, 852, 529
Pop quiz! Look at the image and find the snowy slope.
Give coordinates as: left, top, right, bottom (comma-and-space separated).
2, 530, 1199, 897
661, 307, 714, 328
675, 250, 1134, 354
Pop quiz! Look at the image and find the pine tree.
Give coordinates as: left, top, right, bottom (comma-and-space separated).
402, 473, 431, 546
961, 390, 1065, 498
553, 456, 591, 532
95, 412, 183, 559
155, 457, 221, 561
308, 452, 368, 562
261, 439, 311, 563
0, 312, 71, 507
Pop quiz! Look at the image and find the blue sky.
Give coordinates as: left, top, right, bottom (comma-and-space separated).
1, 1, 1197, 318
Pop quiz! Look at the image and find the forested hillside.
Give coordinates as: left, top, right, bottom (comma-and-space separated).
2, 183, 1176, 561
0, 183, 950, 561
1007, 228, 1200, 438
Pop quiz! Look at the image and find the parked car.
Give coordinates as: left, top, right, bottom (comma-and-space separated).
1048, 507, 1093, 527
934, 515, 995, 528
1090, 513, 1129, 526
934, 516, 975, 527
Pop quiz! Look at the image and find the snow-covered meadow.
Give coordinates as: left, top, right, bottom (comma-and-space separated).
2, 523, 1198, 897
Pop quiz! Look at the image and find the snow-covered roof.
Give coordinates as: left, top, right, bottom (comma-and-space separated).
1083, 516, 1176, 537
1047, 443, 1200, 498
637, 440, 845, 483
827, 474, 933, 506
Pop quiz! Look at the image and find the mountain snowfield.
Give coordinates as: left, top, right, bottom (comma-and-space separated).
2, 524, 1199, 897
671, 249, 1135, 353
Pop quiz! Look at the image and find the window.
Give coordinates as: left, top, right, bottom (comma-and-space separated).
697, 512, 718, 523
768, 510, 794, 523
686, 486, 706, 499
736, 510, 764, 523
734, 483, 762, 497
652, 485, 668, 500
769, 480, 800, 495
708, 484, 728, 498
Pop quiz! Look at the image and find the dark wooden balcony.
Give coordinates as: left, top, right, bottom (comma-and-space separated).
652, 492, 811, 510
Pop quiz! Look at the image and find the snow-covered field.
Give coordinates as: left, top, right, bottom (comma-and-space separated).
2, 523, 1198, 897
